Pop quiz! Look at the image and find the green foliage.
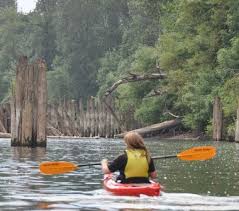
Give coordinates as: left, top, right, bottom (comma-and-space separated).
0, 7, 28, 102
47, 56, 73, 103
155, 0, 239, 135
47, 68, 72, 103
0, 0, 238, 139
112, 46, 161, 124
218, 37, 239, 71
131, 46, 158, 73
135, 97, 166, 124
97, 50, 122, 97
0, 0, 16, 9
220, 76, 239, 116
51, 0, 129, 100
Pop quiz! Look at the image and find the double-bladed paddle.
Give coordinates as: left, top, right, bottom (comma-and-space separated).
39, 145, 216, 175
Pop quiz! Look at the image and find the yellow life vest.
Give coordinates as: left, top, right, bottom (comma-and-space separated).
124, 149, 149, 179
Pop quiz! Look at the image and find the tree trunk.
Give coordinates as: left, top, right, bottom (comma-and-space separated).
212, 96, 223, 141
115, 119, 181, 138
11, 57, 47, 147
235, 99, 239, 142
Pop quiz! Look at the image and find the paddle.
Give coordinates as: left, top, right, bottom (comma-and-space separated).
39, 145, 216, 175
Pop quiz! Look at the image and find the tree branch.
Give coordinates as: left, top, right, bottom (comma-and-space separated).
163, 111, 180, 118
104, 72, 166, 98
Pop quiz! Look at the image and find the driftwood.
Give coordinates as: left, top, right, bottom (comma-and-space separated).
11, 57, 47, 147
213, 96, 223, 141
115, 119, 181, 138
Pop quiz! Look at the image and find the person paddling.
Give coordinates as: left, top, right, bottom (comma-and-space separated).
101, 131, 157, 183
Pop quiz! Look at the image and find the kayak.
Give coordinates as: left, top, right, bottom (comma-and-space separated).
103, 174, 160, 196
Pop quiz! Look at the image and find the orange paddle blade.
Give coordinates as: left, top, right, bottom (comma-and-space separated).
177, 146, 216, 161
40, 161, 78, 175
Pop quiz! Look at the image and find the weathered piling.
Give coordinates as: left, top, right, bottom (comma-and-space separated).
213, 96, 223, 141
45, 98, 121, 138
79, 99, 85, 136
11, 57, 47, 147
0, 103, 11, 133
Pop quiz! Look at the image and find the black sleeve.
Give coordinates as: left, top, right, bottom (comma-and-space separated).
149, 158, 156, 172
108, 154, 127, 173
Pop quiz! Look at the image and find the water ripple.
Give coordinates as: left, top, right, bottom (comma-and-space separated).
0, 138, 239, 210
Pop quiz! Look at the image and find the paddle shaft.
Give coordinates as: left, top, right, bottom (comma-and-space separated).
39, 146, 216, 174
152, 155, 177, 159
78, 162, 101, 167
77, 155, 177, 167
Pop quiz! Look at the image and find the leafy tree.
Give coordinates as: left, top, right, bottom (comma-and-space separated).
0, 8, 27, 102
158, 0, 239, 135
49, 0, 129, 101
0, 0, 16, 9
29, 0, 57, 68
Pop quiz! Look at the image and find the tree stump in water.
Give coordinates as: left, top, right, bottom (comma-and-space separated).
213, 96, 223, 141
11, 56, 47, 147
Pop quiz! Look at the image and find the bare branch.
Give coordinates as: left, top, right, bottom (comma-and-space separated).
104, 72, 166, 98
163, 111, 180, 118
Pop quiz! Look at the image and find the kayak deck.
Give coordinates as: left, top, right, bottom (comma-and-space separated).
103, 174, 160, 196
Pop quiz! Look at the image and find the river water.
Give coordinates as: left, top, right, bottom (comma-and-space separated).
0, 137, 239, 210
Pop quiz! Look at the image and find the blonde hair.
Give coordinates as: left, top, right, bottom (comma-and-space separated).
124, 132, 151, 163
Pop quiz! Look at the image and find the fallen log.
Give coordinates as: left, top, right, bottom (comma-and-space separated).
115, 119, 181, 138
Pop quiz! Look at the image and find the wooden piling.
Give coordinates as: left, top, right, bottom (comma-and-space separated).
11, 57, 47, 147
37, 97, 120, 138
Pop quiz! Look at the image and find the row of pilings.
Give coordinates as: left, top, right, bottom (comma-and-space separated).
0, 98, 122, 138
47, 97, 121, 138
0, 56, 125, 147
1, 97, 239, 141
0, 103, 11, 134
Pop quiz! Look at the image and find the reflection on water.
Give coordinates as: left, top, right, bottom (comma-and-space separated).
0, 138, 239, 210
11, 146, 46, 161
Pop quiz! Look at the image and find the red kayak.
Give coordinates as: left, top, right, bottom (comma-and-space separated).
103, 174, 160, 196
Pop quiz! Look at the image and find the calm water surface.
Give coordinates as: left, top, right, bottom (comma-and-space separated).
0, 137, 239, 210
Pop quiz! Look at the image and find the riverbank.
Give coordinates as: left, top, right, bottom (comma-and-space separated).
0, 132, 11, 138
0, 131, 205, 141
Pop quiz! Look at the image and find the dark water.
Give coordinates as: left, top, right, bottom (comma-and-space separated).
0, 137, 239, 210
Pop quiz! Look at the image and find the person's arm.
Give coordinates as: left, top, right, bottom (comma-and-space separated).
149, 170, 157, 179
101, 154, 126, 174
101, 159, 111, 174
149, 158, 157, 179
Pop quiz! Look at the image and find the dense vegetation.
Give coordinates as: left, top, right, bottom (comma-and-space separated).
0, 0, 238, 138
